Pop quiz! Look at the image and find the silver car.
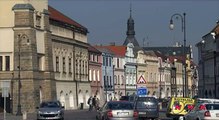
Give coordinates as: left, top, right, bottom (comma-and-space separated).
36, 100, 64, 120
96, 101, 138, 120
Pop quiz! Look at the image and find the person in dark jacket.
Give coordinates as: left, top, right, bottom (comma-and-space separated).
92, 96, 97, 110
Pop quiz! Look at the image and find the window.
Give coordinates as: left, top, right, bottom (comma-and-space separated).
117, 58, 119, 68
56, 56, 59, 72
69, 58, 72, 73
93, 55, 95, 61
96, 55, 99, 62
5, 56, 10, 71
104, 76, 106, 87
63, 57, 66, 73
89, 54, 92, 61
114, 75, 117, 84
75, 59, 78, 74
106, 57, 108, 66
107, 76, 109, 87
110, 76, 112, 87
109, 57, 111, 67
93, 70, 96, 81
89, 69, 92, 81
118, 75, 120, 84
0, 56, 2, 71
85, 61, 88, 75
103, 56, 105, 66
97, 70, 100, 81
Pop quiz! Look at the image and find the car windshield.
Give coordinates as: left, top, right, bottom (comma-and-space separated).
40, 102, 60, 108
108, 102, 133, 110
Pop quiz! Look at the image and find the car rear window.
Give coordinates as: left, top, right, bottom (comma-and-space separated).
108, 102, 133, 110
206, 104, 219, 110
137, 97, 157, 102
136, 101, 158, 108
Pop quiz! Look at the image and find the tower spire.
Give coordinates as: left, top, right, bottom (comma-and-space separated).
123, 3, 139, 47
130, 2, 132, 18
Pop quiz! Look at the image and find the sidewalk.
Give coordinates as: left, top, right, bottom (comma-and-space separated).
0, 112, 35, 120
0, 109, 90, 120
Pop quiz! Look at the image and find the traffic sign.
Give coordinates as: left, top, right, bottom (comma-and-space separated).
137, 87, 147, 97
137, 75, 146, 84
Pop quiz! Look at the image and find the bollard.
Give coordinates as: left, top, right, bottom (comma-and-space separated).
23, 111, 27, 120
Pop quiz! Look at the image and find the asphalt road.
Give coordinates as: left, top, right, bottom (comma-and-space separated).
0, 109, 172, 120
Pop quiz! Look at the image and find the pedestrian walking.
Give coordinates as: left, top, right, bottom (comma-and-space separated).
92, 96, 97, 110
87, 96, 93, 111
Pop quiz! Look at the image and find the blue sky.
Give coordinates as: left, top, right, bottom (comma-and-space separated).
49, 0, 219, 62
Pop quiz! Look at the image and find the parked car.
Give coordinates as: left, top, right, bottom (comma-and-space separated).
36, 100, 64, 120
133, 96, 159, 120
184, 103, 219, 120
96, 100, 138, 120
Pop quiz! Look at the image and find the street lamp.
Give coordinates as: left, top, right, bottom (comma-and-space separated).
201, 40, 205, 97
213, 51, 217, 98
169, 13, 187, 97
16, 34, 30, 116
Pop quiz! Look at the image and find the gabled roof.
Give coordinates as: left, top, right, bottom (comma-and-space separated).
88, 45, 102, 54
48, 6, 88, 32
102, 45, 126, 57
94, 46, 114, 55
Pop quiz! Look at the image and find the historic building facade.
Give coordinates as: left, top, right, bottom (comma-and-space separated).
88, 45, 102, 105
49, 6, 90, 110
103, 45, 126, 100
197, 21, 219, 98
95, 46, 114, 101
0, 0, 90, 113
0, 1, 56, 113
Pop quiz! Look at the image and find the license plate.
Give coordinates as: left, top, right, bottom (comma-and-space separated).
216, 113, 219, 117
118, 112, 129, 115
139, 112, 146, 114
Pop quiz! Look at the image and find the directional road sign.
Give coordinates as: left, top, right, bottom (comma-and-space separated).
137, 87, 147, 97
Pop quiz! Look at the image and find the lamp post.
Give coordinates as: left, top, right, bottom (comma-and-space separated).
213, 51, 217, 98
201, 40, 205, 97
169, 13, 187, 97
16, 34, 29, 116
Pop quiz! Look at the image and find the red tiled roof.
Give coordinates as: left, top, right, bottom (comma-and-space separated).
103, 45, 126, 57
48, 6, 87, 30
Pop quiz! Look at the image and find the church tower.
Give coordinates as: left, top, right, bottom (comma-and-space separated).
123, 4, 139, 47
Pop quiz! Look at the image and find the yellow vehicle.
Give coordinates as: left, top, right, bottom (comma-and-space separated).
166, 97, 195, 120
